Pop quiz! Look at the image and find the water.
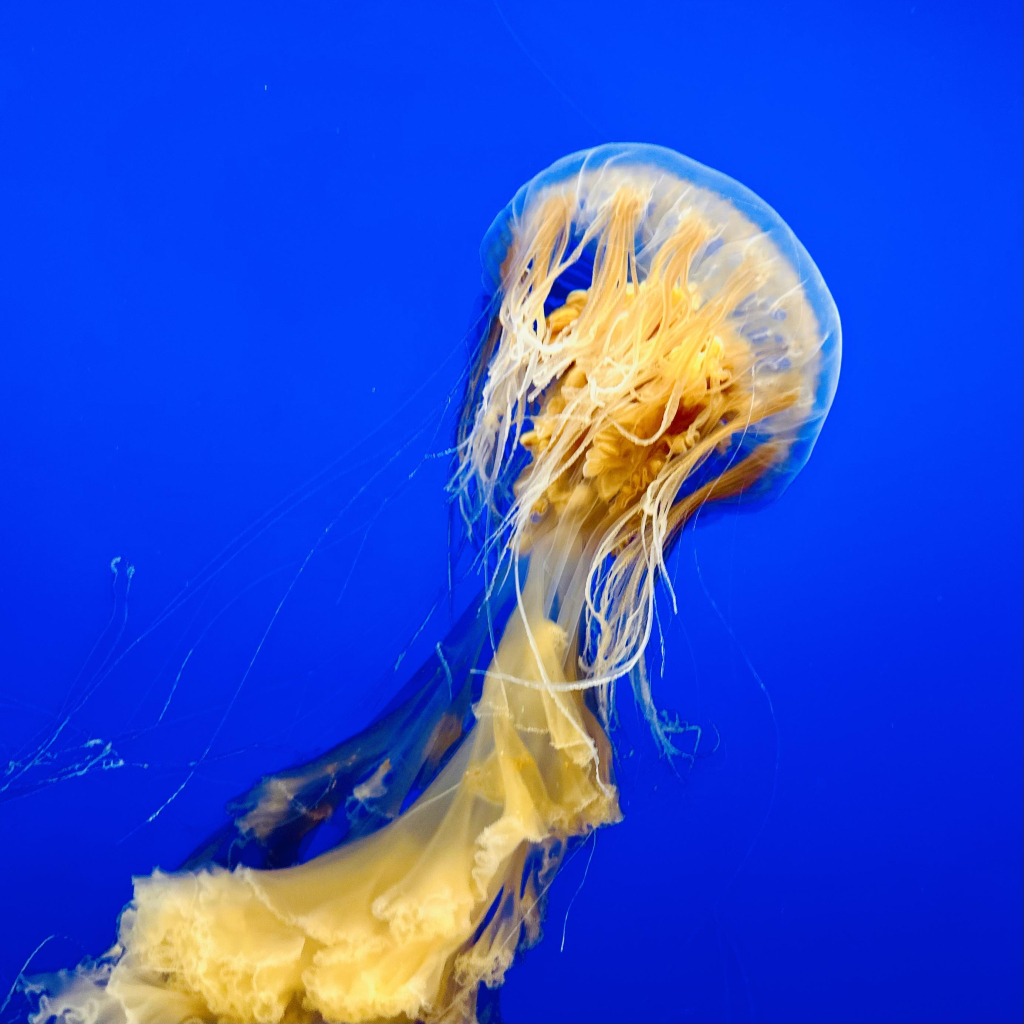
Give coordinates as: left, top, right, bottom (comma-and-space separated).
1, 2, 1021, 1021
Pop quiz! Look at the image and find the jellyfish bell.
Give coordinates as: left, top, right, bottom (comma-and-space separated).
25, 144, 839, 1024
466, 143, 839, 523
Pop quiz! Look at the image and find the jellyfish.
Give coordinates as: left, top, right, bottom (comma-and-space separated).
26, 143, 840, 1024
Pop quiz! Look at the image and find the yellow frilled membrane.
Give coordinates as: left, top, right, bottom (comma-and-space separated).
46, 535, 617, 1024
30, 145, 839, 1024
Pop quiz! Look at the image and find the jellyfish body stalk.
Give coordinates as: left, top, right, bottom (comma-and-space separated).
29, 529, 620, 1024
26, 144, 839, 1024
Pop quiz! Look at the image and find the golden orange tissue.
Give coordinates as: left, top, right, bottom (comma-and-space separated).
27, 144, 840, 1024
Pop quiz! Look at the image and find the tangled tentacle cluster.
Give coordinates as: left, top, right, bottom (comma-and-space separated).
455, 168, 820, 733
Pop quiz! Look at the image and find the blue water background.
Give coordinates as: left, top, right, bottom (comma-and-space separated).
1, 3, 1021, 1022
